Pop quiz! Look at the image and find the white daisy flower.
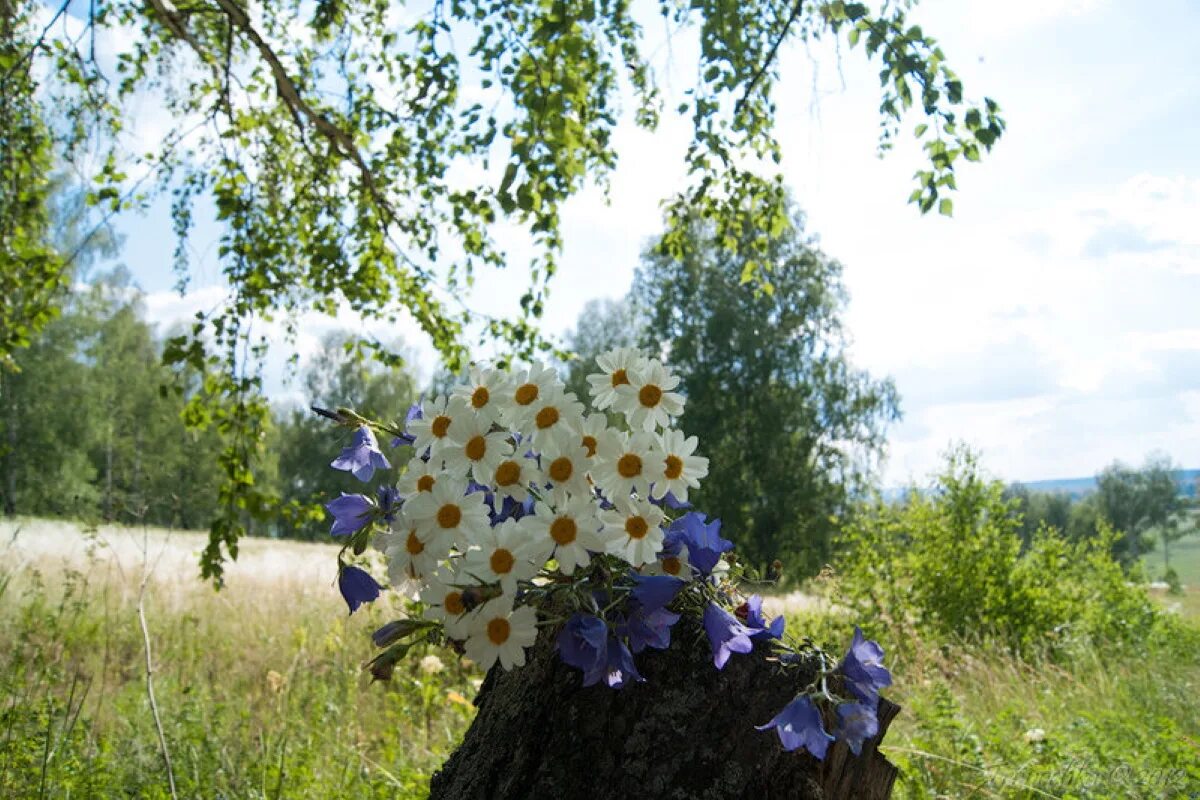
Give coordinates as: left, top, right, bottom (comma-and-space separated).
593, 430, 661, 500
536, 427, 592, 499
443, 413, 514, 484
521, 495, 604, 575
650, 429, 709, 503
643, 543, 694, 581
404, 477, 491, 550
499, 362, 562, 429
419, 566, 477, 639
615, 358, 685, 432
521, 388, 585, 446
396, 456, 442, 497
587, 346, 647, 411
488, 454, 539, 502
463, 596, 539, 670
452, 365, 510, 427
463, 518, 540, 594
600, 496, 666, 567
576, 413, 612, 469
407, 395, 468, 459
378, 513, 453, 582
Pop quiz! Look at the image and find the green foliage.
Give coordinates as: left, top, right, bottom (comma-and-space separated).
16, 0, 1002, 580
837, 447, 1159, 654
633, 202, 899, 576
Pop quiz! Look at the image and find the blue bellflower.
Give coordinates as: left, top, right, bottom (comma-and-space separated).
757, 695, 835, 759
338, 565, 381, 614
667, 513, 732, 575
840, 627, 892, 707
835, 702, 880, 755
331, 426, 391, 482
604, 637, 644, 689
703, 602, 755, 669
624, 605, 680, 654
557, 613, 609, 687
648, 488, 692, 510
376, 486, 402, 523
325, 493, 374, 537
629, 574, 685, 611
744, 594, 786, 640
391, 403, 422, 448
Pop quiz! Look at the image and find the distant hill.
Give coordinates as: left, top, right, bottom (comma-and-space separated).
1020, 469, 1200, 500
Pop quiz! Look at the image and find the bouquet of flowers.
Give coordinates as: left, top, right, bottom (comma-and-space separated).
318, 348, 891, 759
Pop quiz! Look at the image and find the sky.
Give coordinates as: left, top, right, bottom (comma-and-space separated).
44, 0, 1200, 486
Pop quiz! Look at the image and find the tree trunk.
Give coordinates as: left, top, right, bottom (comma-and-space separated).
1, 369, 15, 516
430, 622, 899, 800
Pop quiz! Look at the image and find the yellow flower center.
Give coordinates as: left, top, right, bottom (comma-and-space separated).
638, 384, 663, 408
548, 457, 573, 482
611, 368, 629, 388
662, 556, 682, 575
487, 617, 511, 645
437, 504, 462, 529
535, 406, 560, 429
444, 591, 465, 615
617, 453, 643, 478
663, 455, 684, 480
416, 474, 435, 492
581, 435, 597, 458
550, 517, 577, 545
471, 386, 489, 408
494, 460, 521, 487
431, 415, 452, 438
625, 516, 649, 540
490, 548, 515, 575
514, 383, 539, 406
465, 435, 487, 461
405, 530, 424, 555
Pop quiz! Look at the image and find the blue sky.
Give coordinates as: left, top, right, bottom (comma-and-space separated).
46, 0, 1200, 485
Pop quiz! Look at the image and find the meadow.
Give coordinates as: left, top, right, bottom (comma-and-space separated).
2, 519, 1198, 799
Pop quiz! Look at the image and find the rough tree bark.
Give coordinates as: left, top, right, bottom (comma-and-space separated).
430, 620, 899, 800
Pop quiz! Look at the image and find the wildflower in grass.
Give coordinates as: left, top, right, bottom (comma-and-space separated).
666, 512, 732, 576
835, 702, 879, 755
521, 495, 604, 574
419, 567, 476, 638
536, 427, 592, 500
325, 493, 374, 537
556, 612, 609, 686
463, 518, 540, 594
420, 654, 445, 675
586, 346, 647, 411
629, 573, 684, 611
650, 429, 708, 504
600, 496, 665, 567
840, 627, 892, 707
703, 602, 754, 669
594, 431, 661, 501
743, 594, 786, 640
331, 426, 390, 481
407, 395, 466, 459
444, 412, 514, 484
624, 605, 680, 654
464, 596, 538, 670
338, 565, 381, 614
397, 456, 441, 497
500, 362, 562, 429
757, 696, 835, 759
452, 365, 510, 427
405, 477, 491, 550
614, 358, 685, 431
391, 402, 422, 447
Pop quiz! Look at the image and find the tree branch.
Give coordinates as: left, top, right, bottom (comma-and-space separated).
733, 0, 805, 120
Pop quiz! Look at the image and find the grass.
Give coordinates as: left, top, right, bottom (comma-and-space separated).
2, 519, 1198, 798
1143, 530, 1200, 586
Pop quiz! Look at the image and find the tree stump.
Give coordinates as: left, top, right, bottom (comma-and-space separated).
429, 620, 899, 800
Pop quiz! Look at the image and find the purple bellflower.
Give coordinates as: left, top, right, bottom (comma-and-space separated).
835, 702, 880, 755
629, 573, 685, 611
757, 695, 835, 759
391, 403, 422, 448
840, 627, 892, 707
557, 613, 609, 686
338, 565, 381, 614
648, 487, 692, 510
376, 485, 402, 523
667, 513, 732, 575
325, 493, 374, 537
703, 602, 755, 669
624, 605, 681, 654
744, 594, 786, 640
604, 636, 644, 689
331, 426, 390, 482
